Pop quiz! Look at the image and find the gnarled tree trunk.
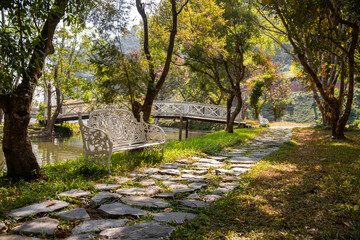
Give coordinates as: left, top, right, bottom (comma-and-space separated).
2, 87, 40, 180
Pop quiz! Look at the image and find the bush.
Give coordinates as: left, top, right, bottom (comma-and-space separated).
54, 123, 73, 137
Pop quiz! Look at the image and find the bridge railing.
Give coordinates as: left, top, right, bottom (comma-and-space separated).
40, 100, 241, 122
44, 101, 92, 118
153, 101, 240, 121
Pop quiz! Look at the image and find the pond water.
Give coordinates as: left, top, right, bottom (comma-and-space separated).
0, 128, 209, 170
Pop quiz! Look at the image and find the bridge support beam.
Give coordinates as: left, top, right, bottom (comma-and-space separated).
179, 116, 183, 141
185, 119, 189, 139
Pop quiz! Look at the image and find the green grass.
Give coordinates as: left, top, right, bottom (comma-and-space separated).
0, 128, 261, 219
170, 128, 360, 239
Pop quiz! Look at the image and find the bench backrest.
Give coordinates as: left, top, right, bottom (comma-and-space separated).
88, 108, 147, 146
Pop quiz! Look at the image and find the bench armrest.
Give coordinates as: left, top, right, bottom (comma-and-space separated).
78, 112, 113, 153
147, 124, 167, 144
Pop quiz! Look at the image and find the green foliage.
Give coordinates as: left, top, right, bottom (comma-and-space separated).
35, 103, 46, 122
0, 0, 92, 94
90, 41, 148, 105
54, 124, 73, 137
250, 80, 266, 118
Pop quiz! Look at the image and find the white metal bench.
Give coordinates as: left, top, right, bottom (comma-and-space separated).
78, 108, 166, 172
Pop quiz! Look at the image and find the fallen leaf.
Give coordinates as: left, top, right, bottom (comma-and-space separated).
46, 202, 56, 207
164, 208, 173, 213
235, 218, 245, 223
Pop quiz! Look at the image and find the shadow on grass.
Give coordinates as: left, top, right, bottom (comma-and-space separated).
171, 129, 360, 239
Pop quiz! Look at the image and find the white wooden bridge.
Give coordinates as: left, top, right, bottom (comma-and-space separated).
152, 101, 241, 123
45, 100, 241, 123
40, 100, 248, 140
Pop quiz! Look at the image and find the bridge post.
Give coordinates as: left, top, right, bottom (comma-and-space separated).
185, 119, 189, 139
179, 115, 183, 141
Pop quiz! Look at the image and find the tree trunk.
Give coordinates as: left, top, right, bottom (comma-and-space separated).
41, 86, 62, 137
240, 102, 249, 120
226, 94, 242, 133
46, 83, 52, 124
2, 89, 40, 180
225, 94, 234, 131
142, 87, 157, 123
0, 108, 3, 124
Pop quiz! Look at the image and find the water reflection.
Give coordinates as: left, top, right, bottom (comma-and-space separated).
0, 128, 209, 170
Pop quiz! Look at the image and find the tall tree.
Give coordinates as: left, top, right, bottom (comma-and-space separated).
40, 24, 93, 137
0, 0, 90, 180
250, 80, 267, 119
258, 0, 360, 138
181, 0, 260, 133
135, 0, 189, 122
90, 0, 188, 121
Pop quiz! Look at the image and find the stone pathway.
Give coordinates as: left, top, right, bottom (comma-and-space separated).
1, 127, 292, 239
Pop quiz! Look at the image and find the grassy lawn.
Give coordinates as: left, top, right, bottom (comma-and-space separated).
170, 128, 360, 239
0, 128, 262, 219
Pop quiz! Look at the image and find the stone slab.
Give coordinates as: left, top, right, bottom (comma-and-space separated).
56, 208, 90, 221
215, 169, 242, 176
139, 178, 156, 186
203, 194, 221, 202
142, 168, 160, 174
121, 196, 170, 208
128, 173, 148, 178
220, 182, 239, 189
181, 169, 207, 175
176, 159, 189, 164
116, 186, 162, 196
12, 217, 58, 235
0, 234, 41, 240
172, 188, 197, 194
229, 157, 260, 162
159, 169, 181, 175
8, 200, 70, 219
150, 174, 171, 180
90, 192, 122, 206
188, 182, 207, 189
160, 163, 185, 169
207, 156, 228, 161
72, 219, 129, 235
168, 184, 188, 190
230, 164, 255, 168
221, 176, 242, 182
192, 162, 225, 168
65, 233, 98, 240
227, 160, 259, 164
154, 192, 174, 199
231, 168, 251, 173
212, 187, 232, 195
178, 200, 208, 208
58, 189, 90, 198
187, 193, 201, 199
152, 212, 197, 224
99, 203, 147, 217
99, 221, 174, 240
113, 177, 132, 184
198, 159, 224, 164
181, 174, 207, 181
94, 184, 121, 191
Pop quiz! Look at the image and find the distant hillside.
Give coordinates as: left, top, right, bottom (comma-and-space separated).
259, 88, 360, 124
